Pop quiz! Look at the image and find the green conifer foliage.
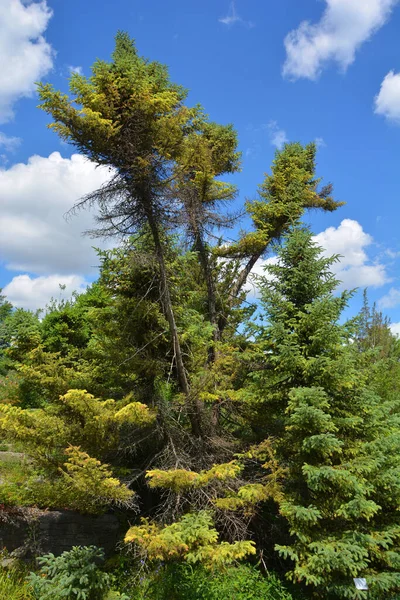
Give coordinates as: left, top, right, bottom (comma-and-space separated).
248, 229, 400, 599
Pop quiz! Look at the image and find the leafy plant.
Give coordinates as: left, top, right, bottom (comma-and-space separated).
104, 593, 130, 600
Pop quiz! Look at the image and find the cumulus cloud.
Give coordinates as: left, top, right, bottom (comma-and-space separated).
3, 274, 88, 312
374, 70, 400, 123
0, 0, 54, 123
250, 219, 389, 297
378, 287, 400, 309
0, 152, 112, 275
314, 219, 373, 269
267, 121, 288, 150
283, 0, 399, 80
313, 219, 388, 290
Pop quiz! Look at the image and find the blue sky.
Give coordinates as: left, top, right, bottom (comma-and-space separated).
1, 0, 400, 330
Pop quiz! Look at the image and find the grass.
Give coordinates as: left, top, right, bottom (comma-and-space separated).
0, 569, 32, 600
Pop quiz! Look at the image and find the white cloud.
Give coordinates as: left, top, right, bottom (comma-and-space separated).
390, 322, 400, 336
0, 152, 112, 275
374, 70, 400, 123
250, 220, 388, 295
314, 219, 373, 269
267, 121, 288, 150
313, 219, 388, 290
3, 274, 88, 311
68, 65, 83, 75
247, 256, 278, 297
244, 220, 389, 299
0, 132, 21, 152
378, 287, 400, 309
219, 1, 254, 28
219, 1, 240, 25
283, 0, 399, 80
0, 0, 54, 123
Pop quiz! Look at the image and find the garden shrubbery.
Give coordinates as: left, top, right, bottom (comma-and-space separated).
0, 547, 298, 600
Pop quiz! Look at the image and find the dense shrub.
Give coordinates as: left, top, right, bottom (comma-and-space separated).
27, 546, 127, 600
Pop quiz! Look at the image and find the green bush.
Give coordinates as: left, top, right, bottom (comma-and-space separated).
27, 546, 126, 600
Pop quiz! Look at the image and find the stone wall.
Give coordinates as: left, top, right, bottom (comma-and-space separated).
0, 508, 125, 557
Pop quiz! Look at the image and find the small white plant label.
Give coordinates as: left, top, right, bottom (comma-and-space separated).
353, 578, 368, 591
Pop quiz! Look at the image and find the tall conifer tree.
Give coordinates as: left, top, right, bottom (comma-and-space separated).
249, 228, 400, 599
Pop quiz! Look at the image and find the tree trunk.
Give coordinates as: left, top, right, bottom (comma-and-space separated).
229, 253, 260, 302
216, 252, 261, 339
194, 233, 219, 363
145, 205, 203, 437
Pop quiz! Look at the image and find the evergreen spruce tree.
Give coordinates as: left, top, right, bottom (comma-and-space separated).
0, 289, 12, 324
357, 289, 395, 357
250, 228, 400, 599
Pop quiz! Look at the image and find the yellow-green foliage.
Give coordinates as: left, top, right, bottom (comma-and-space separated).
146, 468, 200, 492
146, 460, 242, 492
214, 484, 271, 513
0, 449, 133, 514
37, 31, 197, 174
124, 511, 255, 568
0, 404, 69, 460
0, 389, 156, 466
198, 461, 242, 485
114, 401, 156, 426
0, 389, 155, 512
146, 455, 283, 516
208, 441, 288, 513
18, 346, 84, 401
59, 446, 134, 512
217, 142, 343, 260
